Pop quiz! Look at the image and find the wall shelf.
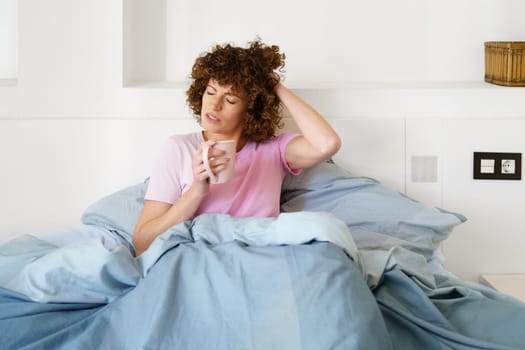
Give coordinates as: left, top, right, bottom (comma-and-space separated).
120, 79, 525, 120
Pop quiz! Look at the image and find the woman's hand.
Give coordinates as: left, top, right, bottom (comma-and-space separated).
190, 140, 230, 196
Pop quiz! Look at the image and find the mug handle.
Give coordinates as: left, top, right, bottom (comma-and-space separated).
202, 144, 218, 183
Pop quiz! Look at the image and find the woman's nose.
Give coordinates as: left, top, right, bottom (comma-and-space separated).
211, 96, 223, 111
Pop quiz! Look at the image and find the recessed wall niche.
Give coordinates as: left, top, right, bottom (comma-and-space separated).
0, 0, 18, 85
122, 0, 525, 88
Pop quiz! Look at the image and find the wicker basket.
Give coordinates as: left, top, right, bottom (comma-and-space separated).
484, 41, 525, 86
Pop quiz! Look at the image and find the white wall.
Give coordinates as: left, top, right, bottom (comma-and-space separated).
442, 120, 525, 280
1, 0, 524, 282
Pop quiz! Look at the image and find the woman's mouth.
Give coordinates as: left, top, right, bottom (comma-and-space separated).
206, 113, 220, 123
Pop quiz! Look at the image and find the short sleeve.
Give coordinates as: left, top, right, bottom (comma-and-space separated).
144, 138, 182, 204
277, 132, 302, 175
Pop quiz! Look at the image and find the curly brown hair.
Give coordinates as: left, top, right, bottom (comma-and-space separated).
186, 40, 286, 143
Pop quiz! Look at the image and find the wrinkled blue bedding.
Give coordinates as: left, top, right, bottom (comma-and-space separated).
1, 212, 524, 350
1, 213, 389, 350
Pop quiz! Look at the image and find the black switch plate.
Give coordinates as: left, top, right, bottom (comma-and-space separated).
473, 152, 522, 180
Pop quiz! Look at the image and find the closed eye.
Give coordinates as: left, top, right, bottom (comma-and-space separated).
206, 83, 240, 104
206, 85, 217, 95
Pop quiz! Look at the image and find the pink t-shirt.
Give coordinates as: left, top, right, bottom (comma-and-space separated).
145, 132, 300, 217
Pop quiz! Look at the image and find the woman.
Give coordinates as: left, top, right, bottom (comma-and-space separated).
133, 40, 340, 256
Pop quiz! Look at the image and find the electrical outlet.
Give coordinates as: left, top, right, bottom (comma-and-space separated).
501, 159, 516, 174
473, 152, 522, 180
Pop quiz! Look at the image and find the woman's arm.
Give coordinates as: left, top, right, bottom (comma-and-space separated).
275, 83, 341, 169
133, 140, 228, 256
132, 186, 205, 256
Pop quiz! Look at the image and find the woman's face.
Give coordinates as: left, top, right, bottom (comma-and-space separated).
201, 79, 248, 140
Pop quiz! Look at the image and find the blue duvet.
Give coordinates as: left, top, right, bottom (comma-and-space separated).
1, 212, 524, 350
0, 213, 388, 349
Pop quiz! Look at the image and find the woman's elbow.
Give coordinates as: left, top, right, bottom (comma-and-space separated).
133, 241, 146, 257
132, 227, 145, 257
322, 134, 341, 158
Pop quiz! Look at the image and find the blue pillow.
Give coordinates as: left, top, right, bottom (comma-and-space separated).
81, 179, 149, 244
280, 162, 466, 259
82, 162, 466, 260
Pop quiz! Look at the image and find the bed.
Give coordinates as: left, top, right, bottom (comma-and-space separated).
1, 160, 524, 350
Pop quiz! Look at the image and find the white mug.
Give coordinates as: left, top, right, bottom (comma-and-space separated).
202, 140, 236, 184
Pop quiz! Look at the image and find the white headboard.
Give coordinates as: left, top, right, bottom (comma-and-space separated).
3, 99, 525, 283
